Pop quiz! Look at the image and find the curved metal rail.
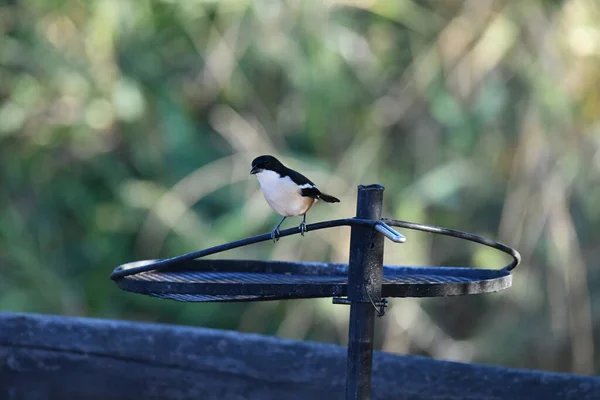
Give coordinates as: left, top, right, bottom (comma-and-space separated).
110, 217, 521, 280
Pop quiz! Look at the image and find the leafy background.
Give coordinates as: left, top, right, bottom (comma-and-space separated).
2, 0, 599, 374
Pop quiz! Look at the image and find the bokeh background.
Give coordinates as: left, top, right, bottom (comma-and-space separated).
2, 0, 599, 375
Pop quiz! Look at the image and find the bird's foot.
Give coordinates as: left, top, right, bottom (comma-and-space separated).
299, 221, 307, 236
271, 228, 281, 243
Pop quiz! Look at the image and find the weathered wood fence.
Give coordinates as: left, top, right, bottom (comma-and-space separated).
0, 312, 598, 399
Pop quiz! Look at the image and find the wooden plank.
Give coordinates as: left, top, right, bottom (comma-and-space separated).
0, 312, 598, 400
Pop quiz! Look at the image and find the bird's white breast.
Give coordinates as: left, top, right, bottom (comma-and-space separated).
255, 170, 314, 217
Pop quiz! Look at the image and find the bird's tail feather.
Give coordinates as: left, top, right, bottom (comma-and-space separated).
318, 193, 340, 203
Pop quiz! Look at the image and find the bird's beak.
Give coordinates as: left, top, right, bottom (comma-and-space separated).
250, 166, 260, 175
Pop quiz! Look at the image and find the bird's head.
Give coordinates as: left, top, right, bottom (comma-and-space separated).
250, 155, 284, 175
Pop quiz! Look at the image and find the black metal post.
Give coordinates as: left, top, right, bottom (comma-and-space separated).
345, 184, 385, 400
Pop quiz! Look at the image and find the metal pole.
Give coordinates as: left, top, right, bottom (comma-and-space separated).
345, 184, 385, 400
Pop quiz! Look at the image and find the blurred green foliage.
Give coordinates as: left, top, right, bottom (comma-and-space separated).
1, 0, 600, 375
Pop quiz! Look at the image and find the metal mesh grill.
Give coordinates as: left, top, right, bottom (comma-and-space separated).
114, 261, 511, 302
148, 293, 272, 302
136, 270, 478, 285
138, 271, 346, 284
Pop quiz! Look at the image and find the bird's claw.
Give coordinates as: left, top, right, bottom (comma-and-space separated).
300, 221, 307, 236
271, 228, 280, 243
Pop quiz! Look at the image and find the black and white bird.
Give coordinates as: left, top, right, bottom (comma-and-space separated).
250, 155, 340, 241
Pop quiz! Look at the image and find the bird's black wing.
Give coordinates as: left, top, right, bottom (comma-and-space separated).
300, 186, 322, 198
284, 168, 322, 198
285, 167, 340, 202
284, 168, 316, 187
301, 186, 340, 202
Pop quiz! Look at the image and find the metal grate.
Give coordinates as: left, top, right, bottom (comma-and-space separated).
114, 260, 512, 302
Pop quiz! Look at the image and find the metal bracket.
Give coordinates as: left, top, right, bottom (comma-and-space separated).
332, 297, 389, 318
374, 221, 406, 243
